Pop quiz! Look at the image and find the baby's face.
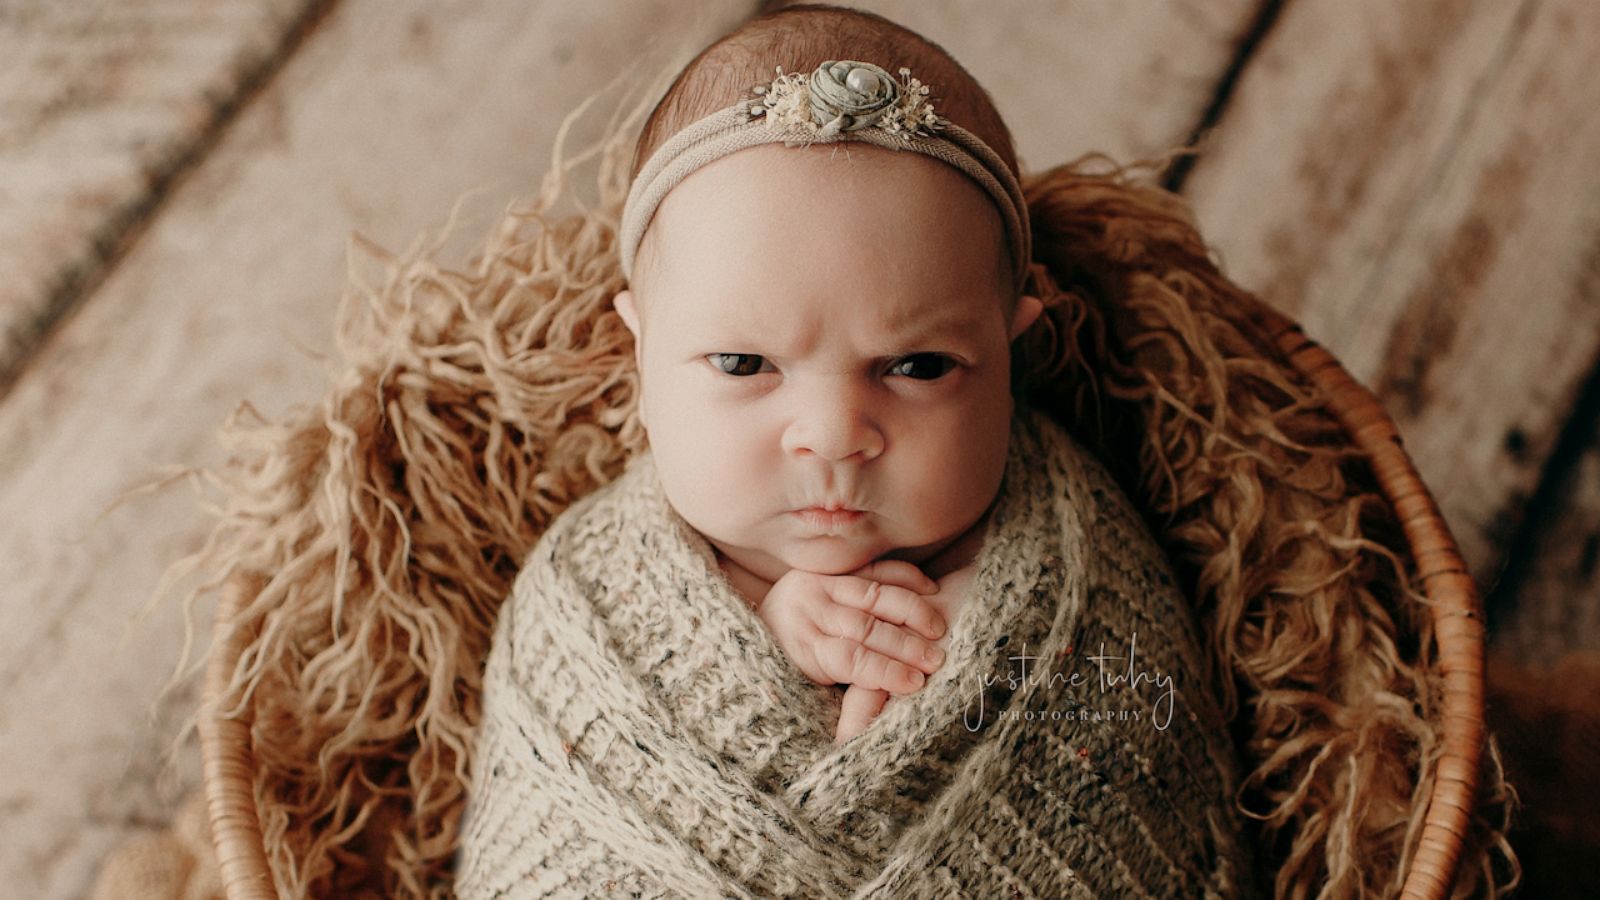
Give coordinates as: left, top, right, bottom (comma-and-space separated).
615, 143, 1041, 585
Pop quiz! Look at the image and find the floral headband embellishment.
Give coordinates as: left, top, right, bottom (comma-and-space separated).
749, 60, 942, 142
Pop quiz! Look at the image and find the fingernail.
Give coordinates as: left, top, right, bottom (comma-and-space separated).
924, 645, 945, 666
909, 670, 925, 687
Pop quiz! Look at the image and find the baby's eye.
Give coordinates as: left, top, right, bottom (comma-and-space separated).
888, 353, 956, 381
707, 353, 770, 377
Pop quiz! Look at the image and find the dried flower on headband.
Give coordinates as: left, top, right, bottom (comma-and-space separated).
749, 60, 942, 141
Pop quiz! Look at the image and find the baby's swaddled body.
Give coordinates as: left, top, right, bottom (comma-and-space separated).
456, 402, 1254, 898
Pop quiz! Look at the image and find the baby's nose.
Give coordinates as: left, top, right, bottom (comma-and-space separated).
781, 383, 884, 461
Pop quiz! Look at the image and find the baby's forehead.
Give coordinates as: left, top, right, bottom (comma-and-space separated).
678, 280, 983, 320
638, 144, 1010, 305
651, 269, 1008, 357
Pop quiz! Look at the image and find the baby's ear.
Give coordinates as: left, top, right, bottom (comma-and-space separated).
615, 290, 644, 358
614, 289, 647, 430
614, 289, 641, 338
1009, 294, 1044, 341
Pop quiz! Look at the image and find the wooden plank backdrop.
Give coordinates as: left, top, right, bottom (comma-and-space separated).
0, 0, 1592, 896
0, 0, 329, 390
1494, 408, 1600, 657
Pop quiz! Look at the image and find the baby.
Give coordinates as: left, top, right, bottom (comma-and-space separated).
604, 2, 1052, 746
456, 10, 1262, 896
613, 137, 1042, 742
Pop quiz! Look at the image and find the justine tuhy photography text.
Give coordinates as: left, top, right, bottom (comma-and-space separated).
963, 631, 1179, 732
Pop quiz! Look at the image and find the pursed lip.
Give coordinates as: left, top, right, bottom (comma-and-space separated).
799, 502, 862, 512
793, 506, 866, 528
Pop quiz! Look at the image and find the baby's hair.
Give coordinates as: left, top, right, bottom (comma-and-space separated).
629, 3, 1022, 304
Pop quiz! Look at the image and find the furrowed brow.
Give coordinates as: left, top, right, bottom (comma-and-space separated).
890, 311, 988, 345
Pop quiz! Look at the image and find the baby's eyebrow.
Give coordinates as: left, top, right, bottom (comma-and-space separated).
883, 310, 989, 345
693, 306, 988, 351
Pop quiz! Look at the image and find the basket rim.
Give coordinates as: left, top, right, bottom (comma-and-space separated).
1257, 310, 1485, 900
199, 573, 276, 899
198, 304, 1486, 900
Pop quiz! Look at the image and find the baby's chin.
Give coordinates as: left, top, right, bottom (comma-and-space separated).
706, 539, 878, 583
710, 520, 953, 581
763, 518, 977, 576
774, 537, 907, 577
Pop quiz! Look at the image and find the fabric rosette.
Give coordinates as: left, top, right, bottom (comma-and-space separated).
808, 60, 899, 132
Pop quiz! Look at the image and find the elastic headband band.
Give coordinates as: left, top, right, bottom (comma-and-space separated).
619, 60, 1032, 295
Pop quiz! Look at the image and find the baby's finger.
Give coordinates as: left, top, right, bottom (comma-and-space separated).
812, 635, 927, 695
818, 605, 945, 676
825, 575, 946, 641
848, 559, 938, 595
835, 684, 891, 744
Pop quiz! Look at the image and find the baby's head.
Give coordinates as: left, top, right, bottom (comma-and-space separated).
614, 5, 1042, 585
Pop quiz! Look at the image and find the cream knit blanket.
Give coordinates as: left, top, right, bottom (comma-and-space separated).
456, 404, 1252, 898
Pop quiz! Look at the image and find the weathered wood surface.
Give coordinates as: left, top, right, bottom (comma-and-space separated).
0, 0, 326, 389
0, 1, 755, 896
1492, 404, 1600, 657
1182, 0, 1600, 594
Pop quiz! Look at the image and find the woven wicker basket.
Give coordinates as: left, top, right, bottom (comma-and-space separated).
196, 266, 1488, 899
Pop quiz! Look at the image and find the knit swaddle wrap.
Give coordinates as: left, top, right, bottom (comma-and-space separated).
457, 403, 1252, 898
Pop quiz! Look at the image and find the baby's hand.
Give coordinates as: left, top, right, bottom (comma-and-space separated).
759, 559, 947, 696
834, 561, 979, 744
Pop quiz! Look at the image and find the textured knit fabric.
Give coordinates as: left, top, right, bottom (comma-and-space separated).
456, 403, 1252, 898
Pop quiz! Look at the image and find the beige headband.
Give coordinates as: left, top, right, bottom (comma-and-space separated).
619, 60, 1032, 295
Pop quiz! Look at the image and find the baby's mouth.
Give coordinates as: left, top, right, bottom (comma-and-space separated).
793, 507, 866, 529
